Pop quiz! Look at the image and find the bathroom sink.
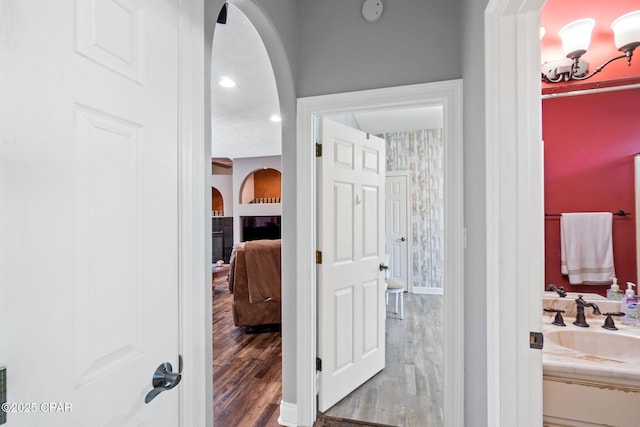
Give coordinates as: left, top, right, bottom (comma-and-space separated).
545, 329, 640, 362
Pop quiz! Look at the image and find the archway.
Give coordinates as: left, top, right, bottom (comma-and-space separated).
206, 1, 296, 425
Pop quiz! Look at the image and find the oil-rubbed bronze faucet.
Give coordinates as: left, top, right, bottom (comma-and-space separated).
573, 295, 601, 327
546, 284, 567, 298
544, 308, 566, 326
602, 312, 625, 330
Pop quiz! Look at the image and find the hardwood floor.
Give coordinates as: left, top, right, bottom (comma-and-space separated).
213, 281, 282, 427
213, 283, 443, 427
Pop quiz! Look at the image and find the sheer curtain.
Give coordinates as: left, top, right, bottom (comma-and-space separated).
385, 129, 444, 291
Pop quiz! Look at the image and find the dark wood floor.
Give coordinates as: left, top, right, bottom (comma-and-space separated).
213, 281, 282, 427
213, 282, 443, 427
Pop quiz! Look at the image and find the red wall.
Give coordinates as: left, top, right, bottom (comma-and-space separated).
543, 88, 640, 295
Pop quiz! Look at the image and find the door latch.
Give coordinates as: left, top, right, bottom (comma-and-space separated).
145, 356, 183, 404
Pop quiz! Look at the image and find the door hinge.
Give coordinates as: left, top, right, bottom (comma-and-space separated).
316, 250, 322, 264
316, 143, 322, 157
316, 357, 322, 371
366, 133, 370, 139
530, 331, 543, 350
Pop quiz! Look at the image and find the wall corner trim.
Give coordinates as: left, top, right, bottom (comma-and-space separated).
278, 400, 298, 427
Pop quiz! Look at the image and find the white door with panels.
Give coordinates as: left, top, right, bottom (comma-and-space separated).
385, 172, 410, 290
317, 118, 386, 412
1, 1, 182, 425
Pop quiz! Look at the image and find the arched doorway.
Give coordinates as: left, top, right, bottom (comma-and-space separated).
207, 2, 295, 425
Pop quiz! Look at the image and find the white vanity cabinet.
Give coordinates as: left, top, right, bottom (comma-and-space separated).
543, 373, 640, 427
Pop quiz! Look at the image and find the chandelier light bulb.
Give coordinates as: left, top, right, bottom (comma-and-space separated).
559, 18, 595, 59
611, 10, 640, 53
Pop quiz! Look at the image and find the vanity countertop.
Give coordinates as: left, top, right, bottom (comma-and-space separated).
543, 315, 640, 387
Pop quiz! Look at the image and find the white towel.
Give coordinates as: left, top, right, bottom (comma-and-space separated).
560, 212, 615, 285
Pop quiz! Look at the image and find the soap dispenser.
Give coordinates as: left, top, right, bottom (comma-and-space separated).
621, 282, 639, 326
607, 277, 623, 300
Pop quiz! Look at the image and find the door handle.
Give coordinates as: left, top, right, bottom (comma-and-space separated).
397, 237, 406, 242
379, 263, 389, 271
145, 356, 182, 404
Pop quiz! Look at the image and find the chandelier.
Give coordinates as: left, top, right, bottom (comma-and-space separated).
541, 10, 640, 83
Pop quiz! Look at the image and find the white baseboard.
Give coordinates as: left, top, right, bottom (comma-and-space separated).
412, 287, 443, 295
278, 400, 298, 427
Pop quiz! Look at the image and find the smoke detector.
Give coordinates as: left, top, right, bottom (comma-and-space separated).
362, 0, 383, 23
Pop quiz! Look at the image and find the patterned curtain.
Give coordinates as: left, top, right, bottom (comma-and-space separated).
384, 129, 444, 290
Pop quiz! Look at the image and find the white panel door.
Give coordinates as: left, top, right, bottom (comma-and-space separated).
1, 1, 181, 425
317, 119, 386, 412
385, 173, 410, 289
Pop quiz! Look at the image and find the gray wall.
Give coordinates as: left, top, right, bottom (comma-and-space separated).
296, 0, 461, 96
461, 0, 489, 425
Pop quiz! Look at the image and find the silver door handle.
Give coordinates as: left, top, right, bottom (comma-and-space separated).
145, 356, 182, 404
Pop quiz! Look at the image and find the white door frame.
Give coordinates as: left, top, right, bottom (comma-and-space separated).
178, 0, 211, 426
296, 80, 464, 427
385, 170, 412, 292
485, 0, 544, 425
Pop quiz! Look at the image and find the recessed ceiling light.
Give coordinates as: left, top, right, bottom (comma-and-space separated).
270, 114, 281, 122
219, 77, 236, 88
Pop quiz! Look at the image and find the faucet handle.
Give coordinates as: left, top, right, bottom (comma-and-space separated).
602, 312, 625, 331
546, 284, 567, 297
544, 308, 566, 327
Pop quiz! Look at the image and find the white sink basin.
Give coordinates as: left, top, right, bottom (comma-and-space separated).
546, 329, 640, 363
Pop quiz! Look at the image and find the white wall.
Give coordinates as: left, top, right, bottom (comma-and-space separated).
461, 0, 489, 425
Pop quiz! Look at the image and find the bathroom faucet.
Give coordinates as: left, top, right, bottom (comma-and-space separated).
573, 295, 601, 327
546, 284, 567, 297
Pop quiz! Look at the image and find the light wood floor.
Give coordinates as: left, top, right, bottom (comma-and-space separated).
213, 283, 443, 427
321, 292, 444, 427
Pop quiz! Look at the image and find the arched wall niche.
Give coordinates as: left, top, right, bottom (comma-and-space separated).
211, 187, 224, 216
239, 167, 282, 204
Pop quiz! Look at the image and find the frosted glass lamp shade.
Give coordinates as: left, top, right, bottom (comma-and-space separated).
611, 10, 640, 53
559, 18, 595, 59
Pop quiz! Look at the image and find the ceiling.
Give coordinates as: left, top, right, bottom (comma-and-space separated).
210, 4, 281, 159
352, 106, 443, 135
541, 0, 640, 88
210, 3, 443, 161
